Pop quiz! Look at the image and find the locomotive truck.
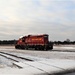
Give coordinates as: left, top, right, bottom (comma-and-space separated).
15, 34, 53, 50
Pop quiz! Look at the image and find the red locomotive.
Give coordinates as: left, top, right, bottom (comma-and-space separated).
15, 34, 53, 50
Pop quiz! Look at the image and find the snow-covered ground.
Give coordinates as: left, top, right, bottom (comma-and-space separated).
0, 59, 75, 75
54, 45, 75, 50
0, 45, 75, 75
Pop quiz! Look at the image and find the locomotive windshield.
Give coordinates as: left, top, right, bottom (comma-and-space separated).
44, 35, 48, 37
44, 35, 48, 38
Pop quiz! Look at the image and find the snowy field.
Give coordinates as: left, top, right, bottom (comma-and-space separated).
0, 45, 75, 75
54, 45, 75, 50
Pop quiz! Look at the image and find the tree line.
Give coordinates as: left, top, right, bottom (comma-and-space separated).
0, 39, 75, 45
53, 39, 75, 45
0, 40, 16, 45
53, 41, 75, 45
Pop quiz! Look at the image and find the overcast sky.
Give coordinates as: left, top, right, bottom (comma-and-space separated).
0, 0, 75, 41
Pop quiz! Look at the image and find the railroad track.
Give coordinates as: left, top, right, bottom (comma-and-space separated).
0, 52, 33, 62
51, 50, 75, 52
0, 52, 33, 68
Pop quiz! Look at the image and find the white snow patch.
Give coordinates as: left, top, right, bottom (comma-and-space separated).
54, 46, 75, 50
